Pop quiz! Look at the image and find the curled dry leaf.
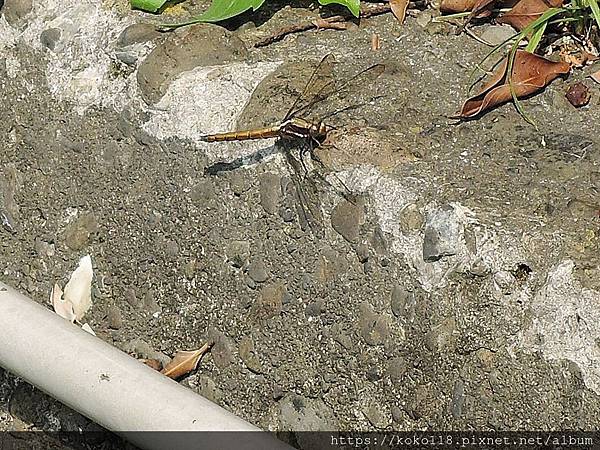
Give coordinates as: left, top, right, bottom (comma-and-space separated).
497, 0, 563, 31
63, 255, 93, 321
591, 69, 600, 84
440, 0, 517, 22
458, 50, 570, 118
51, 283, 76, 323
160, 342, 213, 380
390, 0, 410, 24
141, 359, 163, 371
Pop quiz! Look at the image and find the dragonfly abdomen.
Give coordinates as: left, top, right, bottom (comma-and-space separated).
200, 125, 281, 142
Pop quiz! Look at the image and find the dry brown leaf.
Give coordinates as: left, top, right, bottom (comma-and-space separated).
440, 0, 481, 13
141, 358, 163, 371
160, 342, 212, 379
441, 0, 517, 21
590, 68, 600, 83
497, 0, 563, 31
458, 50, 570, 118
390, 0, 410, 24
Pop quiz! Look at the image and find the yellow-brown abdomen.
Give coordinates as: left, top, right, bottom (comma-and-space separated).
200, 126, 280, 142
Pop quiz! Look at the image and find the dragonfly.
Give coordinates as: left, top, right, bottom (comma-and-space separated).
201, 54, 385, 236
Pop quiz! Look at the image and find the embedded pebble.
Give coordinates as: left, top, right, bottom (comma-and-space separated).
278, 395, 338, 431
363, 404, 391, 429
331, 199, 364, 243
330, 323, 353, 350
451, 379, 465, 418
34, 238, 55, 258
143, 290, 162, 315
194, 375, 222, 403
117, 23, 161, 47
259, 173, 281, 215
228, 172, 251, 196
107, 305, 123, 329
2, 0, 32, 26
183, 258, 198, 280
358, 302, 391, 346
207, 328, 235, 369
64, 212, 98, 251
387, 357, 408, 383
124, 288, 141, 308
122, 338, 170, 367
390, 284, 416, 323
479, 25, 516, 45
40, 28, 61, 51
250, 283, 285, 323
247, 259, 268, 283
425, 317, 457, 352
190, 180, 216, 204
164, 239, 179, 257
305, 299, 324, 317
422, 205, 462, 262
355, 243, 370, 263
239, 335, 263, 374
493, 270, 515, 294
226, 240, 250, 268
399, 203, 423, 232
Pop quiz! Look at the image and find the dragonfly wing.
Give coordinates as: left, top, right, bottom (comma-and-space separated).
294, 63, 386, 124
283, 54, 336, 122
283, 150, 324, 238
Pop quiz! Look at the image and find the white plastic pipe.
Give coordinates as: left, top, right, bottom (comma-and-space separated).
0, 281, 291, 450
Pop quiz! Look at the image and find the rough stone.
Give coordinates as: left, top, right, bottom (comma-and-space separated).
40, 28, 61, 51
207, 328, 235, 369
358, 302, 391, 346
331, 199, 364, 243
278, 395, 338, 436
390, 284, 416, 323
116, 23, 161, 47
250, 282, 285, 323
425, 317, 457, 352
259, 172, 281, 215
107, 305, 123, 329
137, 24, 248, 104
239, 335, 263, 374
226, 240, 250, 268
64, 212, 98, 251
2, 0, 32, 27
422, 205, 462, 262
387, 356, 408, 383
247, 258, 269, 283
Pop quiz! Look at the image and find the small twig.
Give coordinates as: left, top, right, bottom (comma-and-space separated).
254, 1, 425, 47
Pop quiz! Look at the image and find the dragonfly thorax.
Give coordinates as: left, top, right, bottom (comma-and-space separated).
279, 118, 329, 141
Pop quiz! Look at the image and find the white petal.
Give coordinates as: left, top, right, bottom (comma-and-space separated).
81, 323, 96, 336
64, 255, 93, 321
51, 283, 76, 323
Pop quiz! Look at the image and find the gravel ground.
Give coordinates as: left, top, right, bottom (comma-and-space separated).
1, 0, 600, 445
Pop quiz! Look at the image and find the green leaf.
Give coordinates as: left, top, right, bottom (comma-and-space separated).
130, 0, 168, 13
318, 0, 361, 17
185, 0, 265, 23
524, 21, 547, 52
587, 0, 600, 29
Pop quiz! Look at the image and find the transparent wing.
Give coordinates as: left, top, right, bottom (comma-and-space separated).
283, 54, 336, 121
283, 150, 324, 238
288, 62, 386, 123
